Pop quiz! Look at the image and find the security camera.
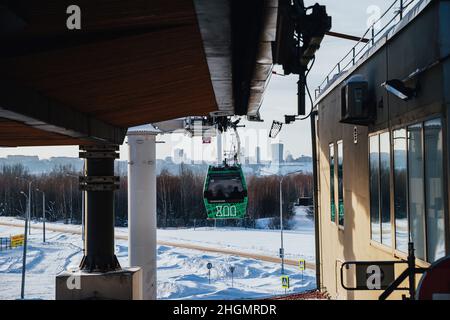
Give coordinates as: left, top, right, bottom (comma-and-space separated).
284, 115, 297, 124
381, 79, 416, 101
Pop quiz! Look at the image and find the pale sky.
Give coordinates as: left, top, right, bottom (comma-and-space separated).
0, 0, 399, 161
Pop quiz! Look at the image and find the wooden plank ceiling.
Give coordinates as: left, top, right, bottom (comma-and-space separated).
0, 0, 218, 146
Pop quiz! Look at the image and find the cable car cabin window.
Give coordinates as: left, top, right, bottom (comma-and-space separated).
206, 173, 245, 203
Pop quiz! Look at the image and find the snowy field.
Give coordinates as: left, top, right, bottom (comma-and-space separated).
157, 207, 315, 263
0, 208, 315, 300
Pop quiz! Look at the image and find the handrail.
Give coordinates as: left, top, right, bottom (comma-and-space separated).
315, 0, 417, 99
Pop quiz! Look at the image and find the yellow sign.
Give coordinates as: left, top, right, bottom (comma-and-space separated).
281, 275, 290, 289
299, 259, 306, 271
10, 234, 24, 248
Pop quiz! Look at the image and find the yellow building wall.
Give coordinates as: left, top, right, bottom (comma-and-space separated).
316, 105, 428, 300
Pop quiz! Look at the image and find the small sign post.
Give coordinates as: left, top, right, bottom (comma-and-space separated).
299, 259, 305, 282
281, 275, 290, 294
10, 234, 25, 248
207, 262, 213, 284
229, 266, 235, 288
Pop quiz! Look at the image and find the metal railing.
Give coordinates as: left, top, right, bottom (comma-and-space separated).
315, 0, 417, 99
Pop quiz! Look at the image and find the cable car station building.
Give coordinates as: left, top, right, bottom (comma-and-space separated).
313, 0, 450, 299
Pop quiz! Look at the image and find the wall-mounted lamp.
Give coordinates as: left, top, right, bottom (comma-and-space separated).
381, 79, 416, 101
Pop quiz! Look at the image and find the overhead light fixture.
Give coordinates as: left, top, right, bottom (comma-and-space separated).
381, 79, 416, 101
269, 121, 283, 138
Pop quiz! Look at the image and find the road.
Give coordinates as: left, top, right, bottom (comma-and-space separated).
0, 220, 315, 270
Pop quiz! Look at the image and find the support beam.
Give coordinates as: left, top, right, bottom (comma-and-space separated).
0, 79, 127, 145
79, 145, 121, 272
127, 127, 158, 300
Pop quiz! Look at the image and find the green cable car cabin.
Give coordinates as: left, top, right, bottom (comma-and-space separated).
203, 164, 248, 219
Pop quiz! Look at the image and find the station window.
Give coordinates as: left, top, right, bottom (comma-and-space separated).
329, 143, 335, 223
383, 117, 445, 263
393, 128, 408, 253
380, 132, 392, 246
369, 135, 380, 242
337, 141, 344, 226
369, 132, 391, 246
424, 118, 445, 262
408, 123, 425, 259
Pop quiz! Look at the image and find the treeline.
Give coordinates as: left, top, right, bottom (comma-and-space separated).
0, 164, 82, 223
247, 174, 313, 219
0, 163, 313, 228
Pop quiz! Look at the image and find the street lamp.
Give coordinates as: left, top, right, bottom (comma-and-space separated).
261, 169, 303, 275
35, 188, 46, 243
19, 190, 30, 300
17, 178, 32, 235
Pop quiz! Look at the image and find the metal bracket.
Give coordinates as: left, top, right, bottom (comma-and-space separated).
79, 144, 120, 159
79, 176, 120, 191
79, 151, 120, 159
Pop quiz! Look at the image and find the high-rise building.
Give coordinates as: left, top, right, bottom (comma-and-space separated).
271, 143, 284, 163
256, 146, 261, 164
173, 148, 185, 163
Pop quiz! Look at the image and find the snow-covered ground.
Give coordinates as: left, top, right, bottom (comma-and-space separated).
157, 207, 315, 262
0, 207, 315, 300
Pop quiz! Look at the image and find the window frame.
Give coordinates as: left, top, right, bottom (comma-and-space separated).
368, 130, 392, 247
337, 140, 344, 228
392, 127, 409, 254
329, 142, 336, 224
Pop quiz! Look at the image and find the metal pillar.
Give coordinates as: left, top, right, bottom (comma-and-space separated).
216, 130, 222, 164
297, 68, 306, 115
127, 130, 157, 300
310, 110, 321, 290
279, 178, 285, 275
78, 145, 121, 272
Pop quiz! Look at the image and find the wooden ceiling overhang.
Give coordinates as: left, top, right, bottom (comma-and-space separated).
0, 0, 218, 147
0, 0, 278, 147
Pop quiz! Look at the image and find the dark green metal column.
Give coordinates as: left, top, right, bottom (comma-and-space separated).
79, 145, 121, 272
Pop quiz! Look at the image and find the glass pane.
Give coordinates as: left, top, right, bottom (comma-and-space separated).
369, 135, 380, 242
393, 129, 408, 253
380, 132, 391, 246
330, 144, 335, 222
408, 123, 426, 260
337, 141, 344, 226
424, 118, 445, 262
207, 173, 244, 201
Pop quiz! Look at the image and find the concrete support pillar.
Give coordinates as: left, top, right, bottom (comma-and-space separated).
127, 128, 157, 300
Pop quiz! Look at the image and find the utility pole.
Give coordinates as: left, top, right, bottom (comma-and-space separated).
28, 182, 31, 235
260, 169, 303, 275
68, 178, 73, 224
279, 177, 285, 275
36, 189, 46, 243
